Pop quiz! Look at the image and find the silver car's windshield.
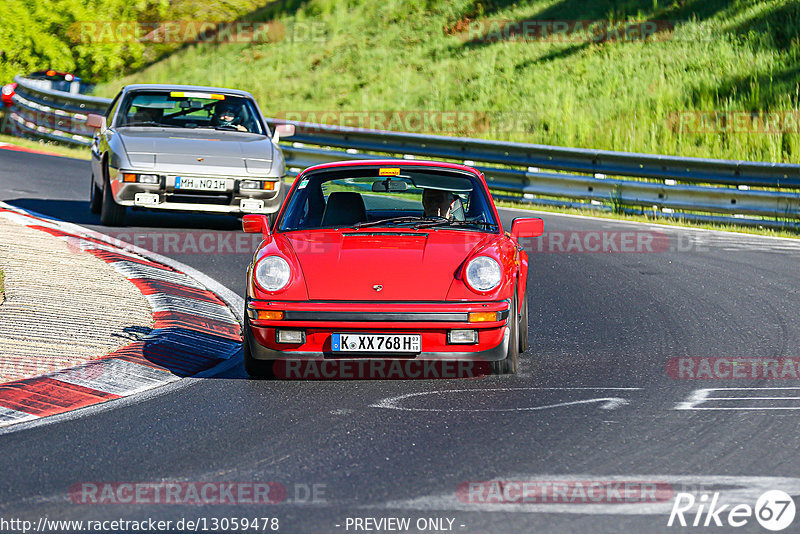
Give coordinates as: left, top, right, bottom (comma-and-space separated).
117, 91, 265, 135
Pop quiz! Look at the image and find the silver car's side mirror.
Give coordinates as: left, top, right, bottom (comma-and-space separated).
272, 123, 295, 143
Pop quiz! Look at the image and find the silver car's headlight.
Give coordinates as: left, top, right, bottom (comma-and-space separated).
465, 256, 501, 292
254, 256, 291, 291
240, 180, 260, 190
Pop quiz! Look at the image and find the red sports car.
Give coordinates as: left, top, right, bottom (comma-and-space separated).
242, 159, 544, 378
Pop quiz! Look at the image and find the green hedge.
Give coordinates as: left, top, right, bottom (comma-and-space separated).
0, 0, 264, 83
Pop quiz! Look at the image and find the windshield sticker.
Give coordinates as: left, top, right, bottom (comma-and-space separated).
298, 179, 309, 189
169, 91, 225, 100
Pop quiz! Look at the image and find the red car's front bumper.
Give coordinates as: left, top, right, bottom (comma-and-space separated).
245, 299, 511, 361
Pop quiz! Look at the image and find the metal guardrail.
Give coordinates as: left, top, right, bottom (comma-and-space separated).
6, 75, 800, 227
6, 76, 108, 146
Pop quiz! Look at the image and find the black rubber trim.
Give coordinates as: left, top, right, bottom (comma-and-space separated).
277, 310, 510, 322
284, 311, 469, 322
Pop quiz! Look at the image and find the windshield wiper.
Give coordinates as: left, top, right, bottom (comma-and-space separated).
124, 122, 180, 128
412, 219, 499, 230
353, 216, 447, 229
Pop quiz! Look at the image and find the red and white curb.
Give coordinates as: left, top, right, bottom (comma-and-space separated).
0, 141, 65, 157
0, 203, 243, 429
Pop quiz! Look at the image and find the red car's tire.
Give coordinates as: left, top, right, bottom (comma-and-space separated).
243, 316, 275, 379
518, 291, 529, 353
492, 289, 519, 375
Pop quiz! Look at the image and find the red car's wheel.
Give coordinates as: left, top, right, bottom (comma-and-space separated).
492, 289, 519, 375
518, 291, 529, 353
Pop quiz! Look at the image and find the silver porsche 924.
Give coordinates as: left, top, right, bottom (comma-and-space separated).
86, 84, 295, 226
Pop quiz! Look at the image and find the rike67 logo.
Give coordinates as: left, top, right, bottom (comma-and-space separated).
668, 490, 796, 531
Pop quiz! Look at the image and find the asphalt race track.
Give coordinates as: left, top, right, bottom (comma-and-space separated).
2, 148, 800, 533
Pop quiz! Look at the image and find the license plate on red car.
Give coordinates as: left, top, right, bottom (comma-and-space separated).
332, 333, 421, 353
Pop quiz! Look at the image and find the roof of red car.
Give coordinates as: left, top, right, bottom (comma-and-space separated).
299, 159, 483, 176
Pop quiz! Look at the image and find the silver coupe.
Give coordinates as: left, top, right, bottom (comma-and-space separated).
87, 84, 295, 226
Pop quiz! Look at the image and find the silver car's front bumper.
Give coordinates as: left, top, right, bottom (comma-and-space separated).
110, 173, 285, 214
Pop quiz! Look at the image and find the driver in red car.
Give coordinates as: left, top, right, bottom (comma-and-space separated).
422, 188, 464, 220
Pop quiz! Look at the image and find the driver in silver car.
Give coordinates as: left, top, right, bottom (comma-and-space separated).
213, 103, 248, 132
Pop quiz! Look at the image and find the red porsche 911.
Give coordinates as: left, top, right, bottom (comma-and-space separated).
241, 160, 544, 378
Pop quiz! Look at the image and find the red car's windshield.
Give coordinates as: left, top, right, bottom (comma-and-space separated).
279, 166, 499, 232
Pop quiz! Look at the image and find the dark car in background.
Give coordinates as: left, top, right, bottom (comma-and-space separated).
2, 70, 83, 107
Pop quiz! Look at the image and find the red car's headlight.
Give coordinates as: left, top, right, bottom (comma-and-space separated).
1, 84, 14, 96
254, 255, 291, 292
464, 256, 502, 292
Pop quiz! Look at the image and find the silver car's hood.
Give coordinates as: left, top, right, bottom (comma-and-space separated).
116, 127, 274, 175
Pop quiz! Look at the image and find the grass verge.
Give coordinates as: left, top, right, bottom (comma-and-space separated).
94, 0, 800, 164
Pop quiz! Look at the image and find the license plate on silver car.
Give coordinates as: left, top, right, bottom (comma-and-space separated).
332, 333, 421, 353
174, 176, 227, 191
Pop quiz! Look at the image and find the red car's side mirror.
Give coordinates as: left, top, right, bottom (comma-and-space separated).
511, 218, 544, 240
243, 214, 271, 236
86, 113, 105, 129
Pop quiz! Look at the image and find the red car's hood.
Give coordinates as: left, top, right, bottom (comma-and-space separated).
283, 230, 494, 301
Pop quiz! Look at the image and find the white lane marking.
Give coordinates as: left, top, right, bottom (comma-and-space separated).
48, 359, 180, 396
370, 388, 640, 412
676, 387, 800, 410
0, 407, 39, 425
373, 475, 800, 515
